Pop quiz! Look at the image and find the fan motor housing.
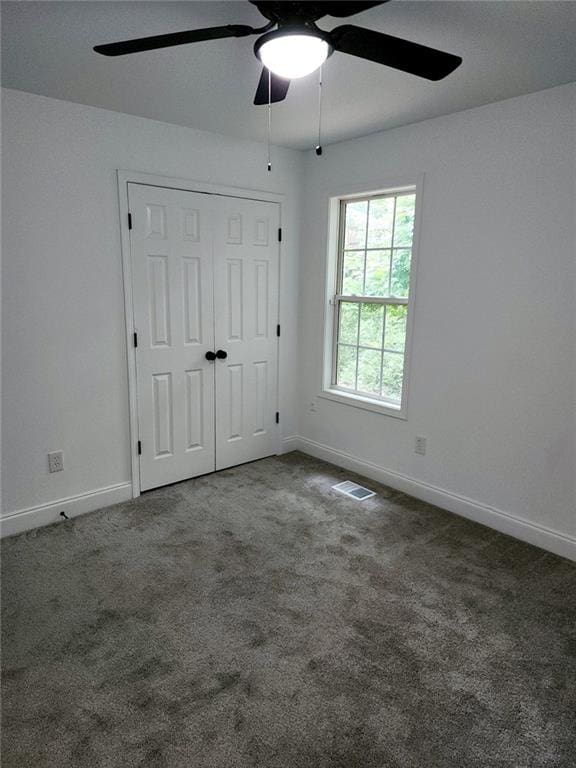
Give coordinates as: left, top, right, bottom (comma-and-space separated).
251, 2, 331, 24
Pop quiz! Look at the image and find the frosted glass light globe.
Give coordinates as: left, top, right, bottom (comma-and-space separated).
258, 34, 329, 79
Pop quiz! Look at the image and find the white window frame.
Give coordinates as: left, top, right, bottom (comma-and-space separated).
320, 177, 423, 420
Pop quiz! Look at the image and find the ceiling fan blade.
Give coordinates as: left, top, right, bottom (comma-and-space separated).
319, 2, 388, 18
331, 25, 462, 81
254, 68, 290, 105
94, 24, 258, 57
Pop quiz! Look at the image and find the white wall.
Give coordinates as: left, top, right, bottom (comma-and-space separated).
1, 88, 302, 529
296, 83, 576, 557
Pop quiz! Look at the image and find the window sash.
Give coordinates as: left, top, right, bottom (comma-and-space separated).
333, 295, 408, 306
332, 191, 415, 403
331, 298, 406, 401
337, 343, 404, 356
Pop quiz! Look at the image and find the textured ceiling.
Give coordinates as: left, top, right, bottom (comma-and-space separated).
2, 1, 576, 149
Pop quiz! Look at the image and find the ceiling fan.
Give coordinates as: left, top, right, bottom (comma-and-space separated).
94, 1, 462, 106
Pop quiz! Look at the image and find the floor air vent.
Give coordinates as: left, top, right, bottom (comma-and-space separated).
332, 480, 376, 501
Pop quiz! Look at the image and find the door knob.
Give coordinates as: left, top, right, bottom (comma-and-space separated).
216, 349, 228, 360
205, 350, 217, 361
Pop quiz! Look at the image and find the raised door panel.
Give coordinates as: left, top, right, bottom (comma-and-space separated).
253, 361, 268, 435
226, 213, 243, 245
152, 373, 174, 457
226, 259, 244, 342
227, 364, 244, 441
182, 257, 202, 345
254, 260, 269, 339
181, 208, 200, 241
145, 204, 167, 239
148, 256, 171, 347
185, 369, 205, 451
254, 218, 269, 247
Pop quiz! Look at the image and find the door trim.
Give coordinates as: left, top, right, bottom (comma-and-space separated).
117, 170, 284, 498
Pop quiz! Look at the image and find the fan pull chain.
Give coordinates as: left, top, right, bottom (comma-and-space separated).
315, 65, 323, 157
267, 69, 272, 172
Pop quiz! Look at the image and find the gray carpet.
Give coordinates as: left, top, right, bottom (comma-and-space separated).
2, 451, 575, 768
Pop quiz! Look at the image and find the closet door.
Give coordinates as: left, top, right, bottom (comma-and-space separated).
213, 197, 280, 470
129, 184, 216, 491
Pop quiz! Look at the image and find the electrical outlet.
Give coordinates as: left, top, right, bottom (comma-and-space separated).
309, 399, 318, 413
414, 436, 427, 456
48, 451, 64, 473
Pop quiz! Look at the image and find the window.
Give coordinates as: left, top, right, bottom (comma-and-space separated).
326, 188, 417, 415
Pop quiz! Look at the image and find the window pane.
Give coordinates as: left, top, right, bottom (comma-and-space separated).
338, 302, 359, 345
393, 194, 415, 247
359, 303, 384, 349
382, 352, 404, 402
384, 304, 407, 352
336, 345, 357, 389
364, 250, 391, 297
344, 200, 368, 249
357, 348, 382, 396
367, 197, 394, 249
342, 250, 364, 295
390, 249, 411, 298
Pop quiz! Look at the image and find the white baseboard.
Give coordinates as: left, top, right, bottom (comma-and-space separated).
0, 482, 133, 538
279, 436, 301, 454
283, 436, 576, 562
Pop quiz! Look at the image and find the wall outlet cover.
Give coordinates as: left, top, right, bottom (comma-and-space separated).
415, 436, 427, 456
48, 451, 64, 473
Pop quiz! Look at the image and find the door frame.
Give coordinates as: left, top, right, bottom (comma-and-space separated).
117, 170, 284, 498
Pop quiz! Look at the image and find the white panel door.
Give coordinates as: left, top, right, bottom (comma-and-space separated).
213, 197, 280, 470
129, 184, 216, 491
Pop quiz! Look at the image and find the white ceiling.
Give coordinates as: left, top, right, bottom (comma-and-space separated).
2, 1, 576, 150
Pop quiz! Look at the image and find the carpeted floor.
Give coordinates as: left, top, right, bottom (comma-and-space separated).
1, 451, 575, 768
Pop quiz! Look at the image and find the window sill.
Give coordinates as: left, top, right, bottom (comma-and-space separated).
318, 388, 407, 420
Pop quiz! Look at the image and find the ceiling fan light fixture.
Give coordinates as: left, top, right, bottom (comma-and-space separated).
255, 29, 331, 79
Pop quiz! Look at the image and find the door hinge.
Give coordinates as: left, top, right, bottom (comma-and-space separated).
278, 227, 282, 242
275, 412, 279, 424
133, 331, 138, 348
276, 324, 280, 337
128, 212, 133, 230
137, 440, 142, 455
